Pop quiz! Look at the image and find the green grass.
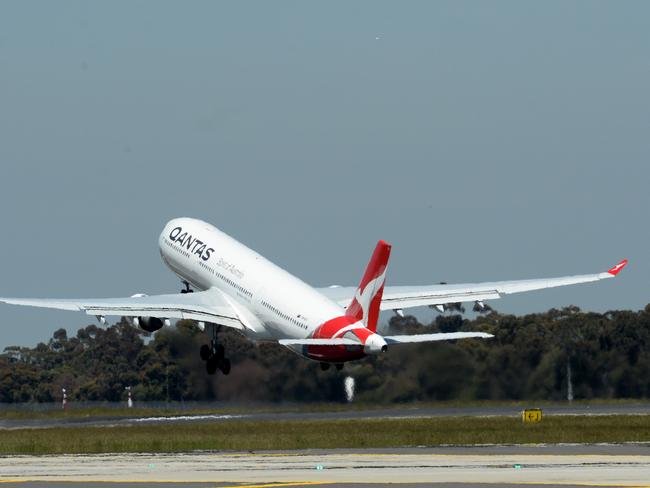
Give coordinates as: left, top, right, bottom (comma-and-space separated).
0, 406, 214, 420
0, 415, 649, 454
1, 398, 646, 420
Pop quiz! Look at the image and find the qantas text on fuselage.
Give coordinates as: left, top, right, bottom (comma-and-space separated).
167, 226, 214, 262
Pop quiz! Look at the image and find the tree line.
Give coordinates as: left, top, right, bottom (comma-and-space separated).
1, 304, 649, 403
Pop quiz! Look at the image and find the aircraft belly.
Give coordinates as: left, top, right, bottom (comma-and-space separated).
300, 344, 365, 363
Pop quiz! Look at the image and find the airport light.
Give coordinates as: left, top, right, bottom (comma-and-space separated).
344, 376, 355, 402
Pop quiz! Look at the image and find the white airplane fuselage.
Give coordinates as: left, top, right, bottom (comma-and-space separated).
158, 217, 344, 344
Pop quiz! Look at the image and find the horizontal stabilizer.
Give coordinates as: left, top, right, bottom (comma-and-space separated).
278, 338, 361, 346
279, 332, 492, 347
384, 332, 493, 344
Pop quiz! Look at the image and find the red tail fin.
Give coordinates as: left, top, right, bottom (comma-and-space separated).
346, 240, 391, 332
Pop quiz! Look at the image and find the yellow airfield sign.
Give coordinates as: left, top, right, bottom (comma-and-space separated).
522, 408, 543, 423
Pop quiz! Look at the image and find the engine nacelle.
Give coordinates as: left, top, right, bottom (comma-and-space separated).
133, 316, 164, 333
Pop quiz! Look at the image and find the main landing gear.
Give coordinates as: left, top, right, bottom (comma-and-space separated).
200, 325, 231, 375
180, 281, 194, 294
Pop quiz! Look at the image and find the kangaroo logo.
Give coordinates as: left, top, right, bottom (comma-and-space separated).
346, 240, 391, 331
351, 268, 387, 324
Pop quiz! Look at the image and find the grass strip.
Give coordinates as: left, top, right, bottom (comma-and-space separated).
0, 415, 649, 454
1, 398, 647, 420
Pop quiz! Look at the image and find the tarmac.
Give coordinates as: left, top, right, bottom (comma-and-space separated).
1, 445, 649, 487
3, 402, 650, 430
2, 405, 649, 487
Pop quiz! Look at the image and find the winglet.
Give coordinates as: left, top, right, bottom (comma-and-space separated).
607, 259, 628, 276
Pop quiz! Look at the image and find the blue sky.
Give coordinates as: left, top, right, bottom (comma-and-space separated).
0, 1, 648, 347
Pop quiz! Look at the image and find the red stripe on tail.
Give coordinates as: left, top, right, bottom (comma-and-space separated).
346, 240, 391, 332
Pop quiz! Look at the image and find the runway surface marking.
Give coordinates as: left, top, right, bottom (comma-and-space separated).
133, 414, 245, 423
217, 482, 329, 488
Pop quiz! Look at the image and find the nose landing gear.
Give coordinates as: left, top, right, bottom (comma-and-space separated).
180, 281, 194, 294
200, 325, 231, 375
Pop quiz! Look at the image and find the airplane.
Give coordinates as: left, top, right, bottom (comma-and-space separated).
0, 218, 628, 375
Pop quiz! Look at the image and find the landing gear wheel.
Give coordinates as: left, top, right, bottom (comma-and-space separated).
181, 281, 194, 294
213, 343, 225, 361
219, 358, 231, 375
200, 324, 232, 375
320, 362, 331, 371
206, 357, 218, 375
200, 344, 211, 361
335, 363, 344, 371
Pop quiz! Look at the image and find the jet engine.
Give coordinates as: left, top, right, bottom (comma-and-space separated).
133, 316, 164, 333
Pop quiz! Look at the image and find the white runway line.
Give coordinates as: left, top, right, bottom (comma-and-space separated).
132, 414, 247, 423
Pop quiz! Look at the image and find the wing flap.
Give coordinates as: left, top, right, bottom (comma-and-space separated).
0, 288, 244, 330
379, 290, 501, 310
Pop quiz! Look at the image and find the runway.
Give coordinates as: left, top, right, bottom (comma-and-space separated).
1, 445, 649, 487
1, 484, 649, 488
2, 402, 650, 430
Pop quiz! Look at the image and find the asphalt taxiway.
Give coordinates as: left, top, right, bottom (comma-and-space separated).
1, 445, 649, 487
2, 402, 650, 430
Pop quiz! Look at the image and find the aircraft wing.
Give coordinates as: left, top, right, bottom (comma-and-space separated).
278, 338, 361, 346
318, 259, 628, 312
0, 287, 244, 330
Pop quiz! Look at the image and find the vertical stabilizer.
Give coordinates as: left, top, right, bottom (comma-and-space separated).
346, 240, 391, 332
